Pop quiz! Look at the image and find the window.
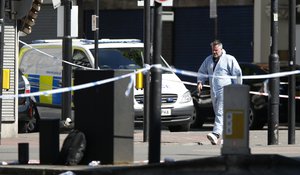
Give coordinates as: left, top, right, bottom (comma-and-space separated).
20, 47, 62, 76
72, 49, 92, 70
90, 48, 143, 70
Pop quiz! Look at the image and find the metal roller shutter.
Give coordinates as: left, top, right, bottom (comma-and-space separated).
2, 21, 16, 122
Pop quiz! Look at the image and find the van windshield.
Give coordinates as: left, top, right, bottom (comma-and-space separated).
90, 48, 169, 71
90, 48, 143, 69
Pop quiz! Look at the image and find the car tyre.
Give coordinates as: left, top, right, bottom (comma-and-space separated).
18, 121, 28, 133
190, 105, 205, 128
18, 100, 40, 133
249, 104, 266, 130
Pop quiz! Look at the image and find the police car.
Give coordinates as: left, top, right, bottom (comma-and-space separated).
19, 39, 194, 132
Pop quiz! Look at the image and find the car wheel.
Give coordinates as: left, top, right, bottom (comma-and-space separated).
190, 108, 197, 124
249, 105, 266, 130
191, 101, 205, 128
18, 118, 38, 134
29, 102, 40, 132
168, 124, 190, 132
18, 121, 28, 133
26, 121, 36, 132
18, 101, 40, 133
190, 108, 205, 128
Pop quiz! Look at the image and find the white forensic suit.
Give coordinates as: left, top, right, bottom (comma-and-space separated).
197, 50, 242, 136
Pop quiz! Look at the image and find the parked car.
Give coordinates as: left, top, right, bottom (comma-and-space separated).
18, 70, 40, 133
19, 39, 194, 132
192, 62, 300, 130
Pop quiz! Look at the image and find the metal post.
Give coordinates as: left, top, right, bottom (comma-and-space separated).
151, 7, 155, 52
0, 0, 5, 144
143, 0, 151, 142
148, 1, 162, 164
18, 143, 29, 164
62, 0, 72, 122
209, 0, 218, 39
214, 18, 218, 39
288, 0, 296, 144
39, 118, 60, 164
94, 0, 99, 69
268, 0, 280, 145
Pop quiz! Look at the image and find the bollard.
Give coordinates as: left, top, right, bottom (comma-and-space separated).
39, 118, 60, 164
221, 84, 251, 155
18, 143, 29, 164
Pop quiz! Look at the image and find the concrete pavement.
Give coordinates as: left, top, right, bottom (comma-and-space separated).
0, 126, 299, 174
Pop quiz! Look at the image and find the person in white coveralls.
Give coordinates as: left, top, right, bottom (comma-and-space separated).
197, 40, 242, 145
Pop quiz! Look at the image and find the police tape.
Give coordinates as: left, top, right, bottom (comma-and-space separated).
0, 67, 150, 99
179, 81, 300, 100
2, 63, 300, 100
161, 66, 300, 100
249, 91, 300, 100
167, 66, 300, 80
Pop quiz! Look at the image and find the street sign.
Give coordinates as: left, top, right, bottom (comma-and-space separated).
137, 0, 173, 7
91, 15, 98, 31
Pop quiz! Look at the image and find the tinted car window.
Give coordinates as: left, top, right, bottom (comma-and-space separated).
72, 49, 92, 69
90, 48, 143, 69
239, 63, 268, 91
90, 48, 169, 72
240, 63, 267, 75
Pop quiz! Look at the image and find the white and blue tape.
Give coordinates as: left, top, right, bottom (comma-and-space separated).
5, 65, 299, 100
10, 40, 300, 100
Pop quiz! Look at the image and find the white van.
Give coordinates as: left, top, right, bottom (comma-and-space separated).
19, 39, 194, 131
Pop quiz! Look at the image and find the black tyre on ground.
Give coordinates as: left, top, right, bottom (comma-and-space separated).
190, 105, 205, 128
249, 104, 266, 130
18, 100, 40, 133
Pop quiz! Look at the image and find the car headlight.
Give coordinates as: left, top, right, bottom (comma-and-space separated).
179, 91, 192, 103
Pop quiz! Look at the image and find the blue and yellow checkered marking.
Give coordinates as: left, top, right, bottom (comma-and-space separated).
26, 74, 62, 106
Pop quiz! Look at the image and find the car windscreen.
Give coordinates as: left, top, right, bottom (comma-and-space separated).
90, 48, 143, 70
90, 48, 170, 72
